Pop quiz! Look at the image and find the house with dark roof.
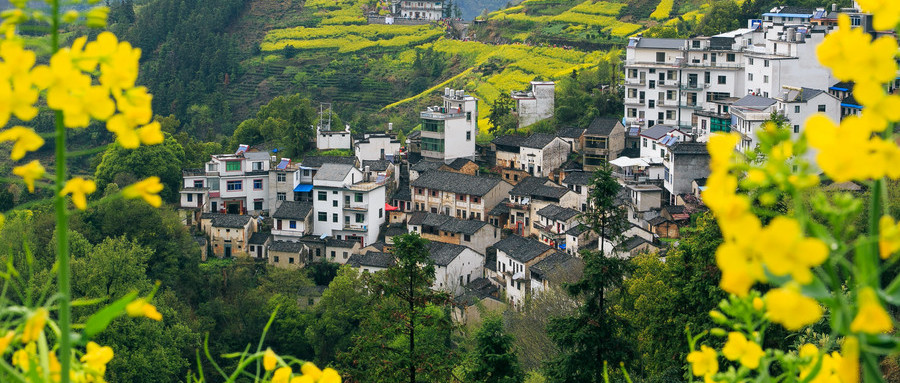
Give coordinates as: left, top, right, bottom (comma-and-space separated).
530, 251, 584, 292
268, 240, 308, 269
439, 158, 479, 176
354, 133, 401, 163
409, 159, 445, 182
248, 232, 271, 260
491, 235, 555, 307
534, 204, 581, 250
200, 213, 258, 258
663, 142, 710, 205
325, 237, 361, 265
428, 241, 484, 294
487, 198, 511, 229
384, 223, 408, 245
582, 118, 625, 171
639, 124, 688, 159
556, 127, 586, 152
518, 133, 571, 178
407, 211, 501, 254
616, 236, 659, 257
506, 177, 578, 237
564, 224, 596, 256
312, 163, 386, 247
775, 86, 841, 163
491, 135, 526, 170
730, 95, 778, 152
410, 171, 513, 222
271, 201, 313, 240
452, 277, 506, 325
348, 251, 395, 273
625, 184, 663, 227
560, 170, 592, 212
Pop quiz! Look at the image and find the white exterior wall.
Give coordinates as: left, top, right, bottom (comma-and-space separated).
434, 248, 484, 295
515, 82, 555, 128
317, 129, 352, 150
355, 136, 401, 162
272, 218, 310, 240
639, 131, 685, 159
517, 138, 570, 178
443, 116, 476, 161
312, 168, 386, 247
495, 249, 527, 307
495, 149, 520, 169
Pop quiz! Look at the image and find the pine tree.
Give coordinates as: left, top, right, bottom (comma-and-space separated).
465, 315, 524, 383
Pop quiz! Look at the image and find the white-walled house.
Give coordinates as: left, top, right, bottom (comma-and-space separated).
317, 125, 352, 150
517, 134, 571, 178
730, 94, 778, 152
492, 235, 555, 307
529, 251, 583, 296
511, 81, 555, 128
410, 170, 514, 221
407, 211, 501, 254
271, 201, 314, 241
312, 163, 387, 247
181, 150, 272, 215
419, 88, 477, 162
355, 133, 401, 162
429, 241, 484, 295
639, 125, 687, 159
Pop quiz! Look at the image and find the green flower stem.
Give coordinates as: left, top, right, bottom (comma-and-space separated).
50, 0, 72, 381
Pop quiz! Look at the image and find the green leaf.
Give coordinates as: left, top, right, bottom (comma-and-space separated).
800, 277, 831, 300
882, 274, 900, 305
83, 291, 138, 338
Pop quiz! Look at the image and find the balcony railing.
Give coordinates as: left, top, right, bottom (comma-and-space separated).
343, 224, 367, 232
420, 111, 466, 120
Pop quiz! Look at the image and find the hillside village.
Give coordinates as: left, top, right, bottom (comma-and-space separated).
179, 1, 885, 314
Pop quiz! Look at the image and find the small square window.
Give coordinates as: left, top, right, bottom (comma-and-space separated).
818, 105, 826, 112
289, 220, 297, 229
318, 191, 327, 201
332, 214, 338, 223
318, 212, 327, 221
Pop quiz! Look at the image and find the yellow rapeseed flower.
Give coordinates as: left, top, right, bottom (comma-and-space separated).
805, 114, 900, 182
59, 177, 96, 210
850, 287, 893, 334
21, 307, 48, 343
263, 348, 278, 371
752, 297, 764, 311
80, 341, 114, 375
122, 177, 164, 207
855, 0, 900, 31
301, 362, 324, 380
272, 366, 293, 383
765, 284, 822, 330
125, 298, 162, 321
137, 121, 164, 145
319, 368, 341, 383
852, 81, 900, 125
0, 330, 14, 354
837, 337, 859, 383
879, 215, 900, 259
687, 345, 718, 377
722, 332, 764, 369
13, 160, 44, 192
756, 217, 828, 284
0, 126, 44, 160
817, 15, 898, 85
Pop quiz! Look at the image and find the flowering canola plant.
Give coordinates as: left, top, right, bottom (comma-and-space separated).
688, 10, 900, 383
0, 1, 341, 382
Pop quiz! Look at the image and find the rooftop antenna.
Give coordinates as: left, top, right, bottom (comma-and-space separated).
319, 102, 333, 131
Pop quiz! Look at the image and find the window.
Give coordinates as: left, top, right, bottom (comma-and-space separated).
726, 53, 735, 62
331, 251, 336, 258
666, 90, 676, 100
318, 191, 327, 201
277, 192, 286, 201
289, 257, 295, 264
718, 75, 726, 84
472, 197, 480, 203
643, 138, 648, 147
355, 213, 364, 223
464, 234, 471, 241
795, 105, 801, 113
355, 193, 363, 202
193, 180, 203, 188
466, 131, 471, 141
253, 179, 263, 190
252, 162, 263, 171
764, 60, 770, 67
254, 200, 262, 210
649, 80, 655, 89
318, 212, 327, 221
226, 181, 242, 191
749, 58, 754, 65
379, 208, 383, 218
333, 200, 338, 207
332, 214, 338, 222
431, 190, 437, 197
226, 161, 241, 171
187, 194, 193, 202
458, 194, 466, 201
277, 173, 286, 182
274, 256, 280, 263
655, 52, 665, 62
704, 72, 710, 83
343, 252, 348, 259
763, 75, 769, 83
794, 125, 800, 134
818, 105, 826, 112
748, 73, 753, 81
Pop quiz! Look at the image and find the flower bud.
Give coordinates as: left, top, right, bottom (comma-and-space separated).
62, 10, 79, 23
710, 310, 728, 324
85, 6, 108, 28
710, 328, 727, 337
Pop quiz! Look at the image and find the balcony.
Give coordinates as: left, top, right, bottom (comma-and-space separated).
343, 203, 367, 211
625, 78, 646, 86
624, 99, 646, 106
343, 224, 368, 232
420, 111, 466, 120
680, 83, 703, 91
659, 80, 679, 88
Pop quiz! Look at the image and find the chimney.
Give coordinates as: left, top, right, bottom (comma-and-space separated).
388, 122, 393, 131
832, 3, 837, 11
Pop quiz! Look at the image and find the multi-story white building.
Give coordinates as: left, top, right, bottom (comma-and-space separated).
354, 133, 401, 162
181, 149, 273, 215
316, 125, 352, 151
311, 163, 386, 247
511, 81, 555, 129
392, 0, 444, 20
419, 88, 477, 162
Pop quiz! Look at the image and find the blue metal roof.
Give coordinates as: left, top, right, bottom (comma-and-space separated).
293, 184, 314, 192
829, 86, 849, 92
762, 13, 811, 18
841, 103, 862, 109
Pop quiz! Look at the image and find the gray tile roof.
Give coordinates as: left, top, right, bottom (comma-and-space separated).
640, 125, 678, 140
411, 159, 445, 172
272, 201, 313, 220
301, 156, 357, 168
536, 204, 580, 222
509, 177, 569, 200
565, 224, 589, 236
531, 251, 582, 281
348, 251, 395, 268
634, 38, 685, 49
445, 158, 475, 170
489, 198, 511, 216
385, 223, 408, 237
493, 235, 551, 263
671, 142, 709, 155
428, 241, 469, 267
362, 160, 392, 172
248, 232, 270, 245
733, 95, 777, 109
210, 214, 252, 228
790, 87, 825, 102
520, 133, 557, 149
314, 163, 355, 182
392, 185, 411, 202
562, 171, 591, 186
325, 237, 357, 248
557, 127, 585, 139
269, 240, 305, 253
585, 118, 622, 136
491, 135, 526, 148
618, 236, 650, 252
411, 171, 506, 197
409, 211, 488, 235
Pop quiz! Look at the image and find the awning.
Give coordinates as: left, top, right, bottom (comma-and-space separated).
385, 203, 399, 211
293, 184, 313, 192
609, 156, 647, 167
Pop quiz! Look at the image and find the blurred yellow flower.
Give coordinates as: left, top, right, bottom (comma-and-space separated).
722, 332, 764, 369
879, 215, 900, 258
137, 121, 164, 145
855, 0, 900, 31
21, 307, 48, 343
850, 287, 893, 334
765, 284, 822, 330
852, 81, 900, 125
752, 297, 764, 311
0, 330, 13, 354
687, 345, 718, 377
817, 15, 898, 85
80, 341, 114, 375
264, 348, 278, 371
837, 337, 859, 383
123, 177, 164, 207
60, 177, 96, 210
805, 114, 900, 182
125, 298, 162, 321
13, 160, 44, 193
272, 366, 293, 383
0, 126, 43, 160
757, 217, 828, 284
